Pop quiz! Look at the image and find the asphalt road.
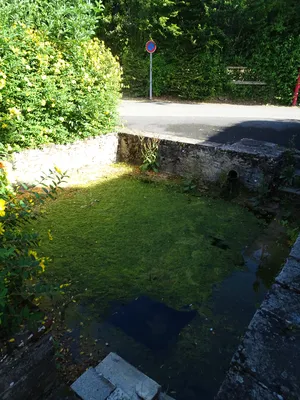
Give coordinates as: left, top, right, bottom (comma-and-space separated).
120, 100, 300, 148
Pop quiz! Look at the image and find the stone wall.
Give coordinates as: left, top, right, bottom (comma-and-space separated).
2, 131, 287, 190
0, 334, 57, 400
216, 235, 300, 400
118, 131, 287, 191
3, 134, 118, 186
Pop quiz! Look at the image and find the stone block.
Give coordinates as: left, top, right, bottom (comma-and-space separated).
290, 235, 300, 262
231, 309, 300, 398
117, 132, 285, 191
107, 388, 130, 400
216, 370, 280, 400
71, 368, 115, 400
261, 285, 300, 326
95, 353, 161, 400
229, 138, 285, 158
276, 257, 300, 293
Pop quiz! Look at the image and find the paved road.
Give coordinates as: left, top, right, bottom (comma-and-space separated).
120, 100, 300, 148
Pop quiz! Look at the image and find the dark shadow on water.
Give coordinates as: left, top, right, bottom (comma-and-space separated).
108, 296, 197, 351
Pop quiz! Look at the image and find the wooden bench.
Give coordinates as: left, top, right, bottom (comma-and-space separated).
227, 66, 266, 86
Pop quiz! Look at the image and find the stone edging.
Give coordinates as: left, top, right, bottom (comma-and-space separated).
2, 131, 288, 191
118, 131, 287, 191
216, 235, 300, 399
3, 134, 118, 186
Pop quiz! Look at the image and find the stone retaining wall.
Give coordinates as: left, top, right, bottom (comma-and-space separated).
3, 134, 118, 186
216, 235, 300, 400
117, 131, 287, 191
2, 131, 287, 190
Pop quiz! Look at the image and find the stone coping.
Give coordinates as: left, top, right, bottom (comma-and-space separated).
216, 235, 300, 400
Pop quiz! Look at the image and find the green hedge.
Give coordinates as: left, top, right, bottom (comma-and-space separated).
123, 49, 227, 100
0, 17, 121, 151
122, 42, 298, 104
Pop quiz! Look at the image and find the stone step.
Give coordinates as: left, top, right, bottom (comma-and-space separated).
71, 353, 175, 400
107, 388, 130, 399
71, 368, 115, 400
279, 186, 300, 196
95, 353, 161, 400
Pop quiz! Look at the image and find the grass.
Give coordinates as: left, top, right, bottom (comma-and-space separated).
33, 168, 263, 315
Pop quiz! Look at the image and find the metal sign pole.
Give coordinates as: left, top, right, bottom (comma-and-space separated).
146, 40, 156, 100
150, 52, 153, 100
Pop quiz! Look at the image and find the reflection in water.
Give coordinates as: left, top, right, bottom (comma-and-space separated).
244, 219, 289, 293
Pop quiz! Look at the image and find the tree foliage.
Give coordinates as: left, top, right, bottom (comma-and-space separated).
99, 0, 300, 104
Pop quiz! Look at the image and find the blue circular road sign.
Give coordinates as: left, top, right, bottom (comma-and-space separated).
146, 40, 157, 54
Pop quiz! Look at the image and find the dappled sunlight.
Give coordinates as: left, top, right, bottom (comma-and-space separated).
59, 163, 134, 189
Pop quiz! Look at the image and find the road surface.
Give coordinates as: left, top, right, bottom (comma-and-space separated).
120, 100, 300, 148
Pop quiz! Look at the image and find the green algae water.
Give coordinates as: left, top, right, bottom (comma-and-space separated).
34, 173, 289, 399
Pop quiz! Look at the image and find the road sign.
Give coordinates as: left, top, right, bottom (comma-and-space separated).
146, 41, 157, 100
146, 40, 157, 54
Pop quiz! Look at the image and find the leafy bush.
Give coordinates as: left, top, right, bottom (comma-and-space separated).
122, 49, 148, 97
170, 51, 227, 100
248, 35, 300, 104
0, 163, 67, 333
0, 2, 121, 151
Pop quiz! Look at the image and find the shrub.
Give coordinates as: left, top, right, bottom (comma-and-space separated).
0, 12, 121, 151
122, 49, 148, 98
0, 163, 67, 333
249, 34, 300, 105
122, 48, 227, 100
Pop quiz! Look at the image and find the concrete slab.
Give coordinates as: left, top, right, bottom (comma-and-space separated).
107, 388, 130, 400
276, 257, 300, 293
232, 309, 300, 399
71, 368, 115, 400
95, 353, 161, 400
278, 186, 300, 196
216, 370, 280, 400
229, 138, 285, 159
290, 236, 300, 261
